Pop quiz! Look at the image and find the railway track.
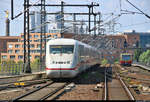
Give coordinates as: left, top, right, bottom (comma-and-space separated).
104, 66, 135, 100
0, 79, 49, 91
12, 81, 69, 101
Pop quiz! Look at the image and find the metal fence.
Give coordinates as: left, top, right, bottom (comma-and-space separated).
0, 63, 45, 76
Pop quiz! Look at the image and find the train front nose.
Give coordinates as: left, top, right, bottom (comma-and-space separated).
46, 69, 61, 78
46, 67, 78, 78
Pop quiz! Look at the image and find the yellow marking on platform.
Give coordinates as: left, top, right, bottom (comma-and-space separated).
14, 82, 25, 86
20, 82, 25, 86
14, 83, 19, 86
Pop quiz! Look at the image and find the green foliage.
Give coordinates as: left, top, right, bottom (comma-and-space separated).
0, 60, 21, 75
31, 58, 40, 70
17, 60, 23, 64
7, 60, 16, 64
139, 50, 150, 64
114, 59, 119, 64
101, 59, 108, 65
133, 49, 142, 62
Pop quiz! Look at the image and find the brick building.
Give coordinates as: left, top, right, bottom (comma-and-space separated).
1, 33, 65, 62
0, 36, 19, 56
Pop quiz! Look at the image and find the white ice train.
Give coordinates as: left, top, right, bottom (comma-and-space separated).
46, 38, 100, 78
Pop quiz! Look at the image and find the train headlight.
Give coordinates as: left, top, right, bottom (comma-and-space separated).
67, 61, 70, 64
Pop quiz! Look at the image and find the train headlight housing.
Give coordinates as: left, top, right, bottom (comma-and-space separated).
67, 61, 70, 64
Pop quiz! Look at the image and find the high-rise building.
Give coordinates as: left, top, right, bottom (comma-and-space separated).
30, 11, 48, 33
30, 11, 35, 33
55, 11, 64, 29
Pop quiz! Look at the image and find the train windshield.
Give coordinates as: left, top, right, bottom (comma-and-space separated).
122, 55, 131, 61
50, 45, 74, 54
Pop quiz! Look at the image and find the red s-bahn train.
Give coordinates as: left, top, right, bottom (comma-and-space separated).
120, 53, 132, 66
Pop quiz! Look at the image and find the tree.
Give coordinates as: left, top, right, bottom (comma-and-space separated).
139, 50, 150, 64
101, 58, 108, 65
7, 60, 16, 64
31, 58, 40, 71
133, 49, 142, 62
17, 60, 23, 64
114, 59, 119, 64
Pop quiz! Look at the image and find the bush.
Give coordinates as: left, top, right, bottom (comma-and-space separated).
31, 58, 41, 71
139, 50, 150, 64
114, 59, 119, 64
101, 59, 108, 65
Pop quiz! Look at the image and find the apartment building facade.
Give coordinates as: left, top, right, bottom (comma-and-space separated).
0, 36, 19, 56
1, 33, 62, 62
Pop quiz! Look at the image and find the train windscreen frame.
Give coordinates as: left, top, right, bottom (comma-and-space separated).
50, 45, 74, 54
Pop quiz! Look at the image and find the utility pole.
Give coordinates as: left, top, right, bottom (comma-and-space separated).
40, 0, 46, 71
24, 0, 31, 73
73, 14, 76, 34
98, 12, 101, 35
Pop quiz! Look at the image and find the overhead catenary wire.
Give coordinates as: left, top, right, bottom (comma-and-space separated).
120, 21, 150, 28
126, 0, 150, 19
12, 0, 41, 20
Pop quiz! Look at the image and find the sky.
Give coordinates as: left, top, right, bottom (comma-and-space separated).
0, 0, 150, 36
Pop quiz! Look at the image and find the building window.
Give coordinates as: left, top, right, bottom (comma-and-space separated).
8, 44, 13, 48
15, 44, 20, 48
53, 35, 57, 38
34, 35, 39, 38
34, 40, 39, 42
2, 55, 7, 59
8, 50, 13, 53
15, 50, 20, 53
21, 35, 24, 38
10, 55, 15, 59
30, 44, 35, 48
29, 35, 32, 38
31, 50, 35, 53
35, 56, 40, 59
37, 50, 40, 53
47, 35, 51, 38
18, 55, 23, 59
37, 44, 41, 48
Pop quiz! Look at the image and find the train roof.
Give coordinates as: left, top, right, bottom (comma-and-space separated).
47, 38, 76, 45
120, 53, 132, 55
47, 38, 98, 51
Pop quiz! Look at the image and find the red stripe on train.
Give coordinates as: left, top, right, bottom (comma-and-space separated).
46, 67, 78, 70
46, 64, 80, 70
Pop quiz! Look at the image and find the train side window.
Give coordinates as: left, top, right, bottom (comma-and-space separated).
79, 45, 84, 56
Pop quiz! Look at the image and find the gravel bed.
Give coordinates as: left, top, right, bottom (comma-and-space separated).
57, 85, 101, 100
0, 81, 51, 100
0, 89, 27, 100
116, 64, 150, 100
56, 64, 105, 100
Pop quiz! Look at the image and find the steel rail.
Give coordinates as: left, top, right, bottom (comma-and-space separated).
104, 68, 107, 100
0, 79, 47, 91
115, 65, 135, 100
12, 81, 53, 101
40, 83, 68, 100
112, 65, 135, 100
119, 76, 135, 100
0, 78, 48, 86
